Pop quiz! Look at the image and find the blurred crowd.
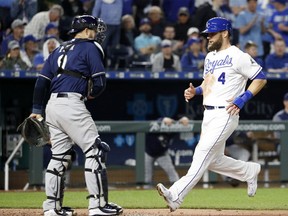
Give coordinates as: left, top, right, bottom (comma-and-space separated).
0, 0, 287, 73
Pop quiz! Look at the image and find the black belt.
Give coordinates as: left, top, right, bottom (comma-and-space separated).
204, 105, 225, 110
56, 93, 84, 101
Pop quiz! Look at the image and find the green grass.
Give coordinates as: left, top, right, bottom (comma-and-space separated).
0, 188, 288, 210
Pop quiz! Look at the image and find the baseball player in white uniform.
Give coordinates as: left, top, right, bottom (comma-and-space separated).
157, 17, 267, 212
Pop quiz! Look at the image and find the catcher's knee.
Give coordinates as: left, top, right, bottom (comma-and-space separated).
84, 137, 110, 165
48, 148, 74, 174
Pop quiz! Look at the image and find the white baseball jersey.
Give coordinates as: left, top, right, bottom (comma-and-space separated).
202, 45, 262, 106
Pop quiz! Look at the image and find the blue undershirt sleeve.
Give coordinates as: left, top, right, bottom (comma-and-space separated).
90, 74, 106, 98
32, 76, 51, 114
253, 70, 266, 80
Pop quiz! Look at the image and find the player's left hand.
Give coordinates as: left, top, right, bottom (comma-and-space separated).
226, 98, 240, 115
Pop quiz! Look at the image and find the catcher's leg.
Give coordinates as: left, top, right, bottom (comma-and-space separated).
43, 148, 75, 215
84, 138, 117, 216
99, 146, 123, 215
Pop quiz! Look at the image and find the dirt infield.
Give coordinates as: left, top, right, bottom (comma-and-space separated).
1, 209, 288, 216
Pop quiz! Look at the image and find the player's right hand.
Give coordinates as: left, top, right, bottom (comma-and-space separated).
87, 95, 95, 100
29, 113, 43, 120
226, 98, 240, 115
184, 83, 196, 102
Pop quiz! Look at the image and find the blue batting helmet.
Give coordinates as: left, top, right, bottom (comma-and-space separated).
201, 17, 232, 34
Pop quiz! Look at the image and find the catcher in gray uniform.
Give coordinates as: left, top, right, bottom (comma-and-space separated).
29, 15, 122, 216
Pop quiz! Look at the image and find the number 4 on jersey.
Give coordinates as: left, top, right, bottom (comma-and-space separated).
218, 72, 225, 84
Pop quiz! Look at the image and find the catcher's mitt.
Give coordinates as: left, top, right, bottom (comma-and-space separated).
17, 117, 50, 147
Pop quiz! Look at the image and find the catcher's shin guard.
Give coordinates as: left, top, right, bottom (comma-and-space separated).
84, 142, 106, 209
43, 149, 73, 212
100, 149, 123, 214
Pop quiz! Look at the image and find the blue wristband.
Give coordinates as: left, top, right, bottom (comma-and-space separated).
195, 86, 203, 95
241, 90, 253, 102
233, 90, 253, 109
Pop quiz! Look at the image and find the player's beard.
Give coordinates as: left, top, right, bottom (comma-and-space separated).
208, 35, 223, 52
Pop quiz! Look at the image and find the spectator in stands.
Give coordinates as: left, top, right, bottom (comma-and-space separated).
272, 92, 288, 140
2, 40, 28, 70
81, 0, 94, 14
230, 0, 247, 16
193, 0, 223, 32
133, 0, 161, 28
33, 36, 60, 71
162, 25, 183, 56
220, 0, 235, 23
186, 26, 207, 55
147, 6, 167, 38
134, 18, 161, 62
244, 40, 264, 68
92, 0, 123, 68
144, 117, 194, 189
265, 38, 288, 73
270, 92, 288, 160
162, 0, 196, 24
151, 39, 182, 73
122, 0, 134, 16
1, 19, 26, 56
120, 14, 138, 46
111, 14, 137, 69
259, 1, 276, 59
267, 0, 288, 46
187, 27, 199, 40
20, 34, 38, 68
235, 0, 265, 58
44, 23, 59, 39
180, 38, 205, 72
59, 0, 93, 41
0, 0, 12, 31
174, 7, 193, 42
229, 0, 247, 45
10, 0, 38, 22
61, 0, 92, 17
24, 4, 63, 40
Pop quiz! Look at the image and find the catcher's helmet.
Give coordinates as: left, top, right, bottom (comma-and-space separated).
68, 15, 107, 43
201, 17, 232, 34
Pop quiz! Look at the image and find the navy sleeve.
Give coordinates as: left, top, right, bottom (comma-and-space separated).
87, 42, 106, 98
90, 74, 106, 98
32, 76, 51, 114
